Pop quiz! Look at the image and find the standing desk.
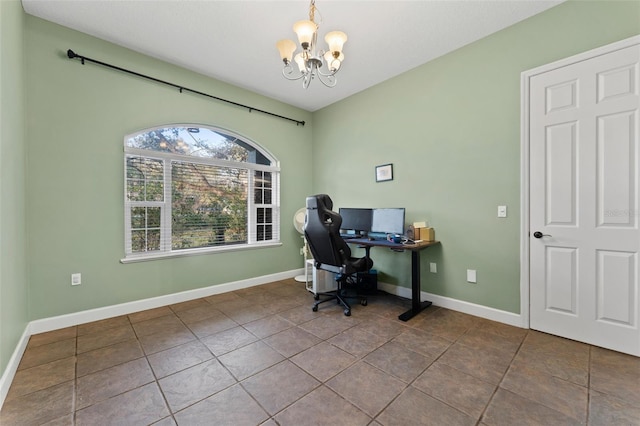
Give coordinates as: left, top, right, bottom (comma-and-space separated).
346, 238, 441, 321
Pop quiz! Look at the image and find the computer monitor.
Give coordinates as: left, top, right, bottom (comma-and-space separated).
371, 208, 405, 235
338, 208, 373, 234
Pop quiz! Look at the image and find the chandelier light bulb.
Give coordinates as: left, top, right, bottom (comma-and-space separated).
293, 20, 317, 49
324, 31, 347, 56
294, 53, 307, 73
276, 39, 297, 64
324, 51, 343, 71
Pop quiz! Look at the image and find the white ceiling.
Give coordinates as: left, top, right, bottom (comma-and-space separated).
22, 0, 564, 112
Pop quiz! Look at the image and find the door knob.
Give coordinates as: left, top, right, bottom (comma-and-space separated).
533, 231, 551, 238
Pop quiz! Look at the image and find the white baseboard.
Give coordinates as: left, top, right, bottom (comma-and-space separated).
377, 281, 525, 328
0, 268, 302, 411
0, 325, 31, 410
30, 268, 302, 334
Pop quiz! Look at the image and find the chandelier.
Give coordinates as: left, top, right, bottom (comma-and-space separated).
276, 0, 347, 89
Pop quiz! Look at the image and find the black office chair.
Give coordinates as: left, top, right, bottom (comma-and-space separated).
304, 194, 373, 316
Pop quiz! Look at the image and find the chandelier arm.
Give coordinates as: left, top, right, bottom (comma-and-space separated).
282, 65, 306, 81
316, 66, 338, 78
316, 72, 337, 88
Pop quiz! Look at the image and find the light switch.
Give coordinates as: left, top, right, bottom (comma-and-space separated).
498, 205, 507, 218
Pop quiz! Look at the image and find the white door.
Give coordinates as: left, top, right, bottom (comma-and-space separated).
528, 38, 640, 356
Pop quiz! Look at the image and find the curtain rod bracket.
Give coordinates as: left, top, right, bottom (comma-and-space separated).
65, 48, 305, 126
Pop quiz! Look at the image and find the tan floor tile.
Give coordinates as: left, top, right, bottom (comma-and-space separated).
242, 360, 319, 414
128, 306, 173, 323
377, 386, 476, 426
328, 326, 389, 358
147, 340, 214, 378
243, 314, 295, 338
7, 357, 76, 399
364, 341, 435, 383
204, 291, 243, 306
410, 308, 477, 341
519, 331, 590, 387
299, 314, 358, 340
169, 297, 210, 313
457, 327, 522, 356
77, 315, 130, 336
277, 304, 323, 324
482, 388, 582, 426
290, 341, 356, 382
327, 361, 406, 417
590, 346, 640, 405
0, 380, 74, 425
158, 358, 237, 412
185, 312, 238, 338
392, 327, 452, 358
76, 324, 137, 353
18, 338, 76, 370
414, 362, 496, 419
500, 362, 587, 422
200, 326, 259, 356
27, 327, 76, 348
263, 326, 322, 357
173, 303, 224, 324
589, 389, 640, 426
274, 385, 371, 426
138, 324, 196, 355
438, 342, 513, 385
218, 341, 284, 381
76, 358, 155, 409
76, 338, 143, 377
131, 313, 183, 337
75, 382, 169, 426
352, 317, 409, 340
174, 384, 269, 425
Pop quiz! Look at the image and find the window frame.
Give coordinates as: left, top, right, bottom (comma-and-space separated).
121, 125, 281, 263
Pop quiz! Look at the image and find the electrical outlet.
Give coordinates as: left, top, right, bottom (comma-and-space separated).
466, 269, 477, 283
430, 262, 437, 273
71, 273, 82, 286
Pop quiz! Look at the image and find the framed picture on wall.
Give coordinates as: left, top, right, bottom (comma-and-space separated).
375, 163, 393, 182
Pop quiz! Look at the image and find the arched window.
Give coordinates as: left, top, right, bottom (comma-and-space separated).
123, 125, 280, 261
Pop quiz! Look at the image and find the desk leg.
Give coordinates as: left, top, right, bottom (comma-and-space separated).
398, 250, 432, 321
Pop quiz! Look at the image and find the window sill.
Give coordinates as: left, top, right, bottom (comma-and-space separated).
120, 241, 282, 264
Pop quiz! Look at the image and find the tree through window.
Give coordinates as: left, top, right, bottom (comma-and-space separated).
124, 126, 279, 259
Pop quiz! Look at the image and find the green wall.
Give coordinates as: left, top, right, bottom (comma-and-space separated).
0, 0, 28, 376
312, 0, 640, 313
24, 17, 313, 320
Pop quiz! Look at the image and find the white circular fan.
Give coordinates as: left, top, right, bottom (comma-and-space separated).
293, 207, 308, 282
293, 207, 306, 234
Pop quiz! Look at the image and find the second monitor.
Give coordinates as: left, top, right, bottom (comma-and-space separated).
371, 208, 405, 235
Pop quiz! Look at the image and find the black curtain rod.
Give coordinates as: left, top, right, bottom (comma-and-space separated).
66, 49, 305, 127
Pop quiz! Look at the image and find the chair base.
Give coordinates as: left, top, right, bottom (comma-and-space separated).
311, 279, 367, 316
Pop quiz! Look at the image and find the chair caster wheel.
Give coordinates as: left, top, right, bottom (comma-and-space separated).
312, 305, 318, 312
314, 294, 319, 301
344, 309, 351, 316
361, 299, 367, 306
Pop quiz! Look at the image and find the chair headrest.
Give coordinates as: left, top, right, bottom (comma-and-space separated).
306, 194, 333, 211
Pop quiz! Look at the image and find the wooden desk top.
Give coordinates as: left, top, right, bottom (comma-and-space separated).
345, 238, 440, 251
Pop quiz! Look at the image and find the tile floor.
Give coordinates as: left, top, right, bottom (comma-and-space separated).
1, 279, 639, 425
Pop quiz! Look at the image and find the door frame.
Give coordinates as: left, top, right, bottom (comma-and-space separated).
520, 35, 640, 330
